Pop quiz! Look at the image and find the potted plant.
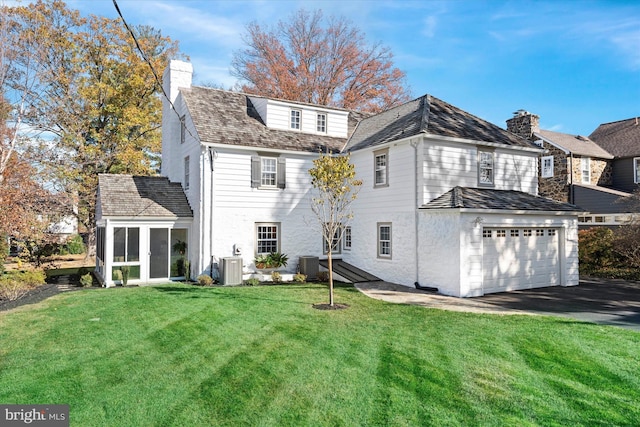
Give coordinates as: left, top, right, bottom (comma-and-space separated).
173, 240, 188, 277
254, 252, 288, 271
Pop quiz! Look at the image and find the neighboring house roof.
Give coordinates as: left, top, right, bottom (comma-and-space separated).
180, 86, 360, 153
345, 94, 537, 151
422, 186, 581, 212
536, 129, 614, 159
589, 118, 640, 158
98, 174, 193, 218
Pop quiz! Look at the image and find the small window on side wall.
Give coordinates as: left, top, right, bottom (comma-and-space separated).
541, 155, 554, 178
634, 157, 640, 184
184, 156, 190, 190
256, 223, 280, 255
317, 113, 326, 133
478, 150, 494, 186
377, 223, 392, 259
374, 148, 389, 187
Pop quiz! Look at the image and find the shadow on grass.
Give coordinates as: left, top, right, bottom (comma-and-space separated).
152, 282, 358, 306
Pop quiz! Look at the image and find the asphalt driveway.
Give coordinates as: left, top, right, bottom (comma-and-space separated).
357, 278, 640, 331
479, 277, 640, 331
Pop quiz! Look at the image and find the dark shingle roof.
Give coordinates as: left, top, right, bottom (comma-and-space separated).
345, 94, 537, 151
589, 118, 640, 158
180, 86, 355, 153
537, 130, 613, 159
422, 186, 581, 212
98, 174, 193, 218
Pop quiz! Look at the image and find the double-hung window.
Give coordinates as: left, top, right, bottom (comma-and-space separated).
377, 223, 392, 259
261, 157, 277, 187
478, 150, 494, 186
184, 156, 190, 190
323, 228, 342, 255
256, 223, 280, 255
344, 226, 352, 251
374, 148, 389, 187
290, 109, 301, 130
541, 155, 554, 178
251, 156, 286, 189
634, 158, 640, 183
581, 157, 591, 184
317, 113, 326, 133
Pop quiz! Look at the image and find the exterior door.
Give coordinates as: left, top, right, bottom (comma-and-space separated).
149, 228, 169, 279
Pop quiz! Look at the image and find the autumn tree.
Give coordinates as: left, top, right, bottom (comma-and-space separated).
231, 9, 411, 113
309, 153, 362, 307
3, 0, 181, 255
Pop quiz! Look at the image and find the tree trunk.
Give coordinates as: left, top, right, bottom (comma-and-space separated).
328, 250, 334, 306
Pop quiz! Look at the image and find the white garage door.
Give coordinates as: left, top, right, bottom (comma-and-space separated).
482, 228, 560, 294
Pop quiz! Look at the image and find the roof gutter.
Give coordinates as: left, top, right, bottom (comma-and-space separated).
201, 142, 326, 156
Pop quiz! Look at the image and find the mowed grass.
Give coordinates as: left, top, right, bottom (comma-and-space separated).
1, 283, 639, 426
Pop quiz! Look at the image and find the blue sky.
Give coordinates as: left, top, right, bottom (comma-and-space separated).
71, 0, 639, 136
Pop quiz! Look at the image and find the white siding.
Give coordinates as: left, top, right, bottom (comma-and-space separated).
255, 98, 349, 138
419, 210, 579, 297
421, 137, 539, 203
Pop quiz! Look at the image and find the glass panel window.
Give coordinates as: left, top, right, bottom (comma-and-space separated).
113, 227, 140, 263
479, 150, 494, 185
261, 158, 277, 187
536, 229, 545, 236
496, 229, 506, 237
510, 229, 519, 237
482, 229, 492, 238
377, 223, 392, 258
581, 157, 591, 184
541, 156, 554, 178
317, 113, 326, 133
323, 228, 341, 255
290, 110, 301, 130
634, 158, 640, 183
344, 226, 352, 250
170, 229, 189, 278
374, 149, 388, 187
523, 229, 532, 237
256, 224, 279, 255
184, 156, 190, 190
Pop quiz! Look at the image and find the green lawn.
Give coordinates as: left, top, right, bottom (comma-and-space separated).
1, 283, 639, 426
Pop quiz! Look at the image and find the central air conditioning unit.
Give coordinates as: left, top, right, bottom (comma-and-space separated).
221, 257, 243, 285
299, 256, 319, 280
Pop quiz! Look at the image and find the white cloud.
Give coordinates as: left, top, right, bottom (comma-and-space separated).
421, 15, 437, 38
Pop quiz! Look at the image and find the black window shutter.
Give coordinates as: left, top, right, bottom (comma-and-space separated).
277, 157, 286, 189
251, 156, 260, 188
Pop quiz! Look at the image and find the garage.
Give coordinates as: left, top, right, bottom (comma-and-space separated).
482, 227, 560, 294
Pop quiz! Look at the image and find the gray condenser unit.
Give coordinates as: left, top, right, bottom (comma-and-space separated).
221, 257, 243, 285
299, 256, 319, 280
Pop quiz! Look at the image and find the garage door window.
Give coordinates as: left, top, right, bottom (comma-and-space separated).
548, 229, 556, 236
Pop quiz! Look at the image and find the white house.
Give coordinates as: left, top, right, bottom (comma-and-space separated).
95, 60, 581, 296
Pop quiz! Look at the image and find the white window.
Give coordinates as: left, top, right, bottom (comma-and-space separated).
251, 156, 286, 189
536, 229, 544, 236
344, 226, 352, 250
377, 223, 392, 258
523, 229, 532, 237
478, 150, 494, 185
541, 156, 554, 178
323, 228, 341, 255
317, 113, 326, 133
261, 157, 277, 187
634, 158, 640, 183
374, 149, 389, 187
581, 157, 591, 184
290, 109, 301, 130
184, 156, 190, 190
482, 229, 492, 238
180, 115, 186, 144
510, 229, 519, 237
256, 223, 280, 255
496, 229, 506, 237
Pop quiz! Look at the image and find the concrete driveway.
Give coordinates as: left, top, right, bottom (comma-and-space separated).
356, 277, 640, 331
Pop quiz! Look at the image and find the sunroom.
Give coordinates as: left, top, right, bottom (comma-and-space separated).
95, 174, 193, 287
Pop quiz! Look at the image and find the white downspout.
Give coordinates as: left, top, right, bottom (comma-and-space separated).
208, 147, 216, 278
411, 139, 420, 286
200, 149, 206, 276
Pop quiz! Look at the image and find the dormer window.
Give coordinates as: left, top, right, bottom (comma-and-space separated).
317, 113, 326, 133
290, 109, 301, 130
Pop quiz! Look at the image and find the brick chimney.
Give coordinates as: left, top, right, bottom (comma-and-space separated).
506, 110, 539, 141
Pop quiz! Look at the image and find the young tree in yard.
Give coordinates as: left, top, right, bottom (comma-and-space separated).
309, 153, 362, 307
231, 9, 411, 113
3, 0, 182, 256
